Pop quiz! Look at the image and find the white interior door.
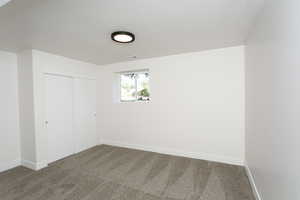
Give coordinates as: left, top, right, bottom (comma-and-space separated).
73, 78, 97, 153
45, 74, 74, 163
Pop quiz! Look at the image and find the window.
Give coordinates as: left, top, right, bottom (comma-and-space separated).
120, 70, 150, 102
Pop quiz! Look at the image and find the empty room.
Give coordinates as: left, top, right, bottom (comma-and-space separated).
0, 0, 299, 200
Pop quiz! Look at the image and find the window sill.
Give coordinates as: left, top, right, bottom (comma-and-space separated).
118, 100, 151, 104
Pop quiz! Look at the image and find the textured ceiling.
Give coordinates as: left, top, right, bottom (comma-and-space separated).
0, 0, 264, 65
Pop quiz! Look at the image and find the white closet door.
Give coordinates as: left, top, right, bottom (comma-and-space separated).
45, 74, 74, 163
73, 78, 97, 153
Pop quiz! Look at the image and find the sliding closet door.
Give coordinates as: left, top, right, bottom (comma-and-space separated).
73, 78, 97, 153
45, 74, 74, 163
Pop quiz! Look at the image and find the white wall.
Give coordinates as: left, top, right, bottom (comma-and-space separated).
97, 46, 245, 165
0, 51, 20, 172
17, 50, 99, 170
18, 50, 37, 168
245, 0, 300, 199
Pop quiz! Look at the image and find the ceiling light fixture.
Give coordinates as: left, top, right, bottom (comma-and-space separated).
111, 31, 135, 43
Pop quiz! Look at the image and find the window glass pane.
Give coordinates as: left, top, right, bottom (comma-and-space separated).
136, 72, 150, 101
120, 73, 136, 101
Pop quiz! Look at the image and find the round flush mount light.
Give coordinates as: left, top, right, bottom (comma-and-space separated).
111, 31, 135, 43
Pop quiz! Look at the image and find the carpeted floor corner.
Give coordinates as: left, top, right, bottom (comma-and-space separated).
0, 145, 255, 200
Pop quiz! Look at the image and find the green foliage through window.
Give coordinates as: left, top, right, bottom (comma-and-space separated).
120, 71, 150, 102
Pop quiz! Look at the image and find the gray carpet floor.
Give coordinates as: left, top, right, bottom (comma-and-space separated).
0, 145, 255, 200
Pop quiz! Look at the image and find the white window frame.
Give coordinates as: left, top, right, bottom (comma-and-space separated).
119, 69, 150, 103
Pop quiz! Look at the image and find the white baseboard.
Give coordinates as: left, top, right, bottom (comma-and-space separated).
245, 162, 262, 200
101, 140, 243, 166
0, 158, 21, 173
21, 159, 48, 171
